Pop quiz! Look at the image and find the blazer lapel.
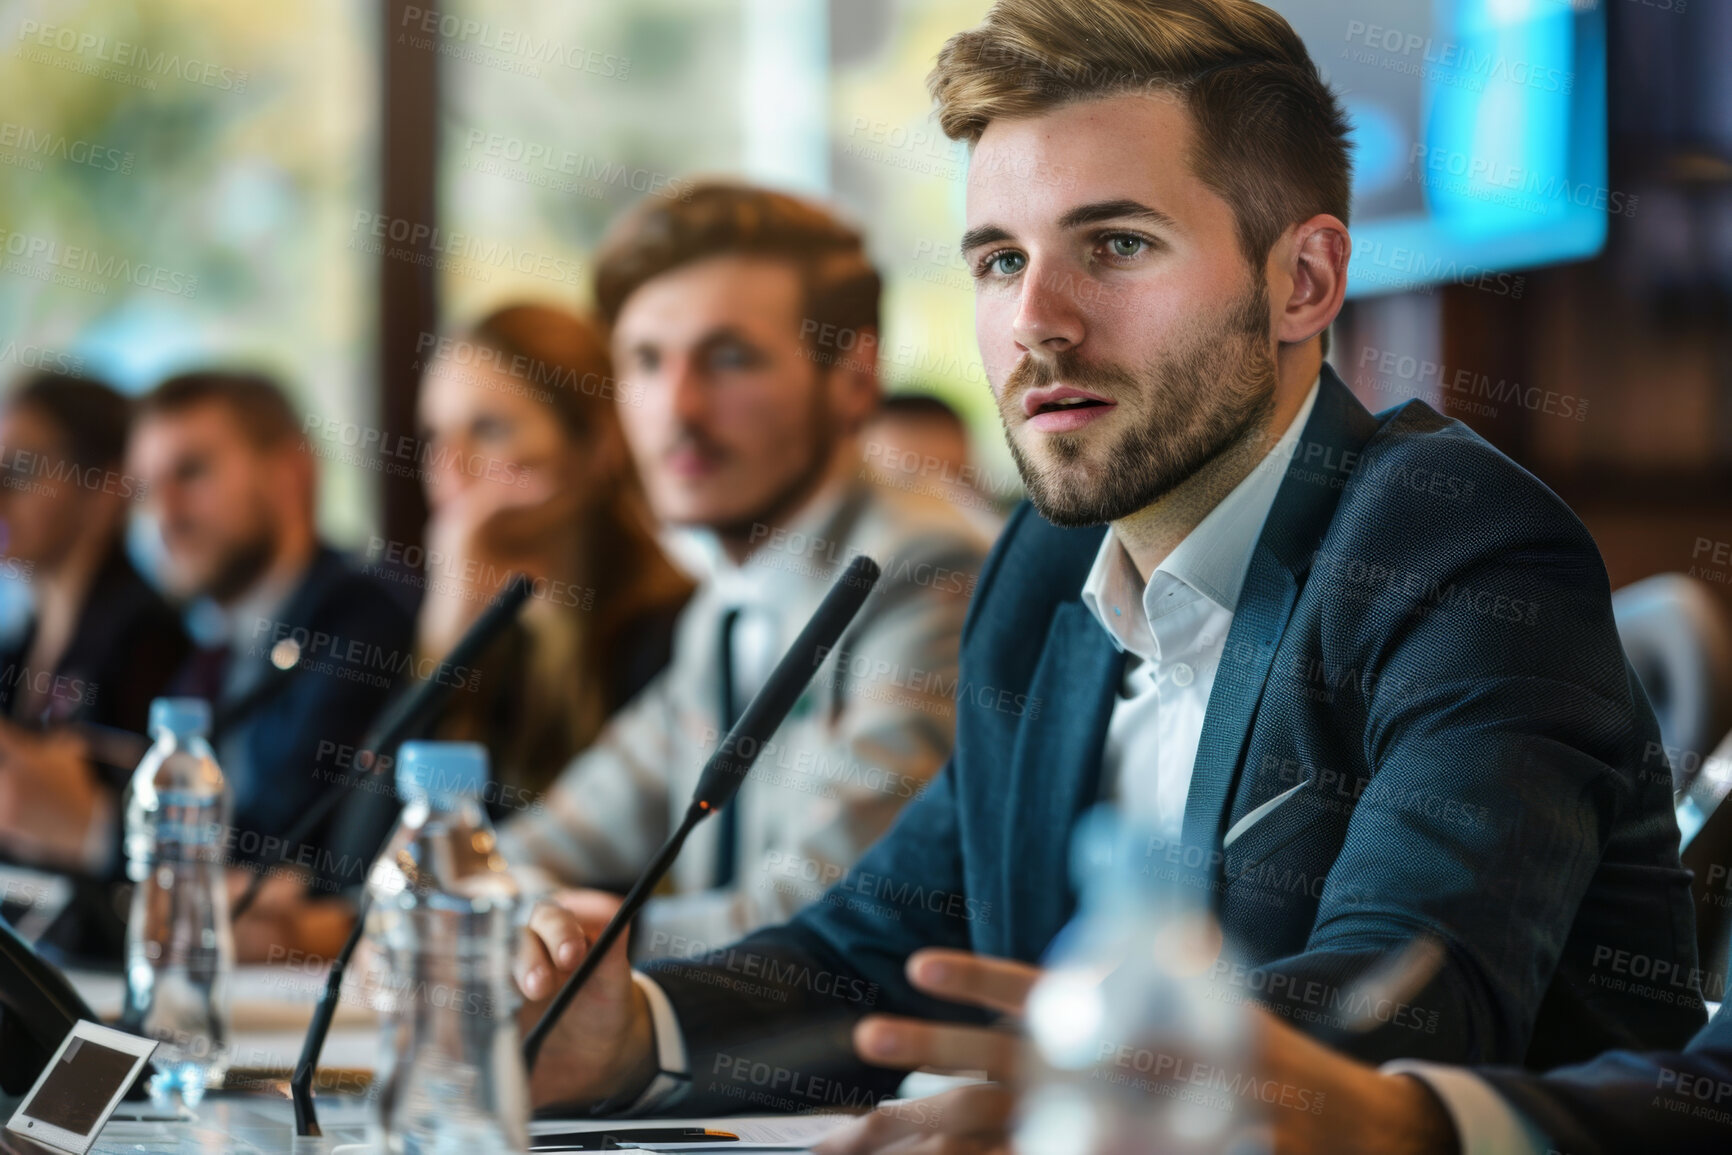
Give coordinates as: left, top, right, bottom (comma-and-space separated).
1002, 599, 1122, 960
1181, 547, 1299, 881
1180, 367, 1382, 893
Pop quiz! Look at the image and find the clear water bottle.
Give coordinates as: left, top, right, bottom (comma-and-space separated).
122, 697, 234, 1107
366, 741, 528, 1155
1016, 808, 1265, 1155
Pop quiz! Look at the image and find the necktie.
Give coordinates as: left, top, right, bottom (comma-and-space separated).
178, 642, 232, 704
714, 607, 742, 886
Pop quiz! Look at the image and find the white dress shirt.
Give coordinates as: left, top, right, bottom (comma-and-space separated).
1083, 377, 1319, 838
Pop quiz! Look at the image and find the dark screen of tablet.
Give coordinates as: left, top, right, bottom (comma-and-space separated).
25, 1038, 136, 1136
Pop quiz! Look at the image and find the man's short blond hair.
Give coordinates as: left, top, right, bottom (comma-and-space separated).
929, 0, 1352, 272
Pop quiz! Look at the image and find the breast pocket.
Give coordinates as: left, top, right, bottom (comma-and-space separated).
1222, 773, 1355, 895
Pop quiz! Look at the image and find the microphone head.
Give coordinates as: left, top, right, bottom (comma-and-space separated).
840, 552, 881, 584
396, 741, 489, 809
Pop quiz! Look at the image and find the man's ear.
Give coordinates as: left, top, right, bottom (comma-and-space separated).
277, 439, 318, 520
823, 325, 884, 431
1271, 214, 1351, 347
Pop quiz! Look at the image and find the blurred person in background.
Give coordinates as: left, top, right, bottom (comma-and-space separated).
0, 369, 189, 957
124, 371, 413, 959
259, 303, 698, 960
863, 392, 1008, 533
497, 182, 994, 957
409, 303, 693, 788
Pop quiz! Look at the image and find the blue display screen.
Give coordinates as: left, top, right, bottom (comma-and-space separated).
1277, 0, 1609, 296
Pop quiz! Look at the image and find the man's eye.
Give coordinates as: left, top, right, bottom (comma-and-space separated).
976, 250, 1026, 278
709, 344, 758, 370
472, 416, 510, 442
1104, 235, 1146, 259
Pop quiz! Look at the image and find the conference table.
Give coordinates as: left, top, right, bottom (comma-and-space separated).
1, 964, 854, 1154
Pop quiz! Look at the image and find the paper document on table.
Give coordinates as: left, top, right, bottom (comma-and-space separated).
528, 1112, 853, 1150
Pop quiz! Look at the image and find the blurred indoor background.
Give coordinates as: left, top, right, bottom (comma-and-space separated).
0, 0, 1726, 598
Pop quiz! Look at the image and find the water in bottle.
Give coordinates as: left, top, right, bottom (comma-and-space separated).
1016, 807, 1265, 1155
122, 697, 234, 1108
366, 740, 528, 1155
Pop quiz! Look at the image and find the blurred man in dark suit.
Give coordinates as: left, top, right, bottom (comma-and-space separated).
126, 371, 413, 939
0, 370, 189, 871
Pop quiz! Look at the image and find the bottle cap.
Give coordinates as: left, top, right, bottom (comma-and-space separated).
396, 741, 489, 809
148, 697, 212, 741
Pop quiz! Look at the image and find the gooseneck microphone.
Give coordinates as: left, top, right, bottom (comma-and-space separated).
231, 573, 536, 922
520, 553, 882, 1069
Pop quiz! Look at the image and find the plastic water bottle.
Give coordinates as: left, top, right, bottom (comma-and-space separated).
122, 697, 234, 1107
1015, 807, 1265, 1155
366, 741, 528, 1155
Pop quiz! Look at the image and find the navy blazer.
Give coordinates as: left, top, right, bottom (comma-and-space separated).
1481, 1002, 1732, 1154
0, 547, 189, 761
647, 367, 1703, 1111
199, 545, 415, 868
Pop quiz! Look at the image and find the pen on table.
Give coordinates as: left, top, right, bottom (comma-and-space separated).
528, 1127, 741, 1151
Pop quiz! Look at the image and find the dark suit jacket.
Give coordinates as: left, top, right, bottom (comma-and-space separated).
0, 548, 189, 961
645, 366, 1703, 1112
196, 545, 415, 869
0, 548, 189, 752
1482, 1002, 1732, 1154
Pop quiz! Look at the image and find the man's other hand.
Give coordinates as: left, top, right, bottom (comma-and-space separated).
0, 722, 99, 868
517, 887, 656, 1110
815, 949, 1034, 1155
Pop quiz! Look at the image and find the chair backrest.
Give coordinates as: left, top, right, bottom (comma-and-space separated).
1613, 572, 1732, 791
1612, 573, 1732, 990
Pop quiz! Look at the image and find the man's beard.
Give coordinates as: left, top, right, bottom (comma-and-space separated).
998, 282, 1279, 527
200, 522, 277, 604
680, 376, 841, 545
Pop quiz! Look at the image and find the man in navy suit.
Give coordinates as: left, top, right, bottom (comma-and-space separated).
127, 371, 416, 957
516, 0, 1705, 1138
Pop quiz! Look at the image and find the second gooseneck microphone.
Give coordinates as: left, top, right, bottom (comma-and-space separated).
521, 553, 882, 1068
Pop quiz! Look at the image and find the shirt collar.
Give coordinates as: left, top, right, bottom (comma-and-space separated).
1082, 375, 1320, 655
186, 555, 313, 649
687, 474, 857, 611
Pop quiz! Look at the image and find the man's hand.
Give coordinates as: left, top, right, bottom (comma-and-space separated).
817, 950, 1459, 1155
517, 888, 657, 1110
225, 869, 357, 963
817, 1085, 1014, 1155
814, 949, 1036, 1155
1244, 1008, 1458, 1155
852, 949, 1037, 1077
0, 722, 100, 868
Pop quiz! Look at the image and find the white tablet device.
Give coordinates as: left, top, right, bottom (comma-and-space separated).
5, 1020, 157, 1155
